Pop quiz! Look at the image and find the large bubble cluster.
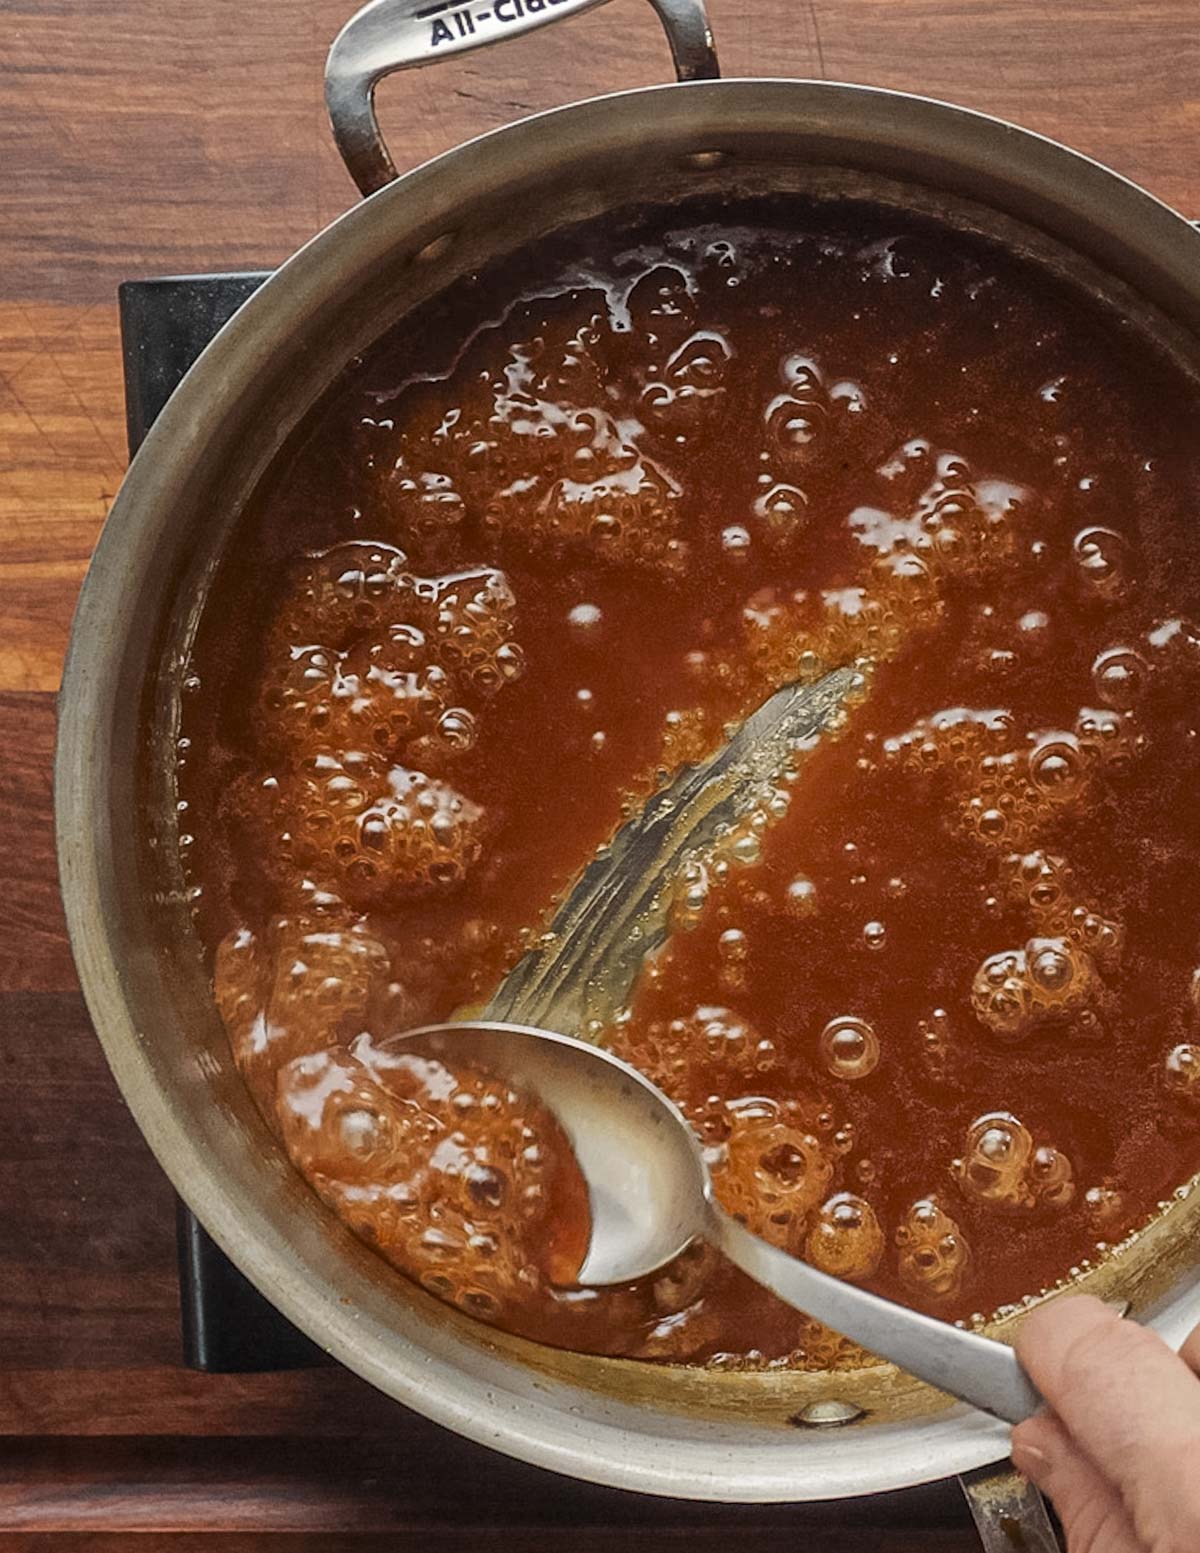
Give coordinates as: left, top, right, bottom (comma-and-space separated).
239, 541, 530, 912
882, 696, 1145, 853
705, 1095, 836, 1252
259, 640, 451, 756
971, 936, 1105, 1043
248, 752, 485, 907
271, 541, 415, 648
999, 851, 1123, 969
214, 917, 393, 1106
641, 328, 732, 435
261, 544, 522, 761
276, 1035, 589, 1319
607, 1003, 777, 1093
694, 445, 1025, 708
373, 281, 710, 574
854, 451, 1027, 585
965, 848, 1125, 1044
894, 1198, 971, 1301
732, 556, 938, 697
953, 1112, 1075, 1214
428, 567, 525, 697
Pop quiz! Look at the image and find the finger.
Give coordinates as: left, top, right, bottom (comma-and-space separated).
1016, 1295, 1200, 1550
1012, 1412, 1143, 1553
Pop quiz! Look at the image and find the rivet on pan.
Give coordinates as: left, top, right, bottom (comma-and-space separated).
789, 1399, 866, 1429
683, 149, 727, 169
414, 232, 456, 264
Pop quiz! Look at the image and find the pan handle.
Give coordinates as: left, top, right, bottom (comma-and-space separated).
326, 0, 720, 196
959, 1464, 1062, 1552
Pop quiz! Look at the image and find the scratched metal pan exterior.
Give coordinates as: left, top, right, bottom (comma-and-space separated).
55, 0, 1200, 1517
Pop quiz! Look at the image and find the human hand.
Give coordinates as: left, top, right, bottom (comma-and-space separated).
1011, 1294, 1200, 1552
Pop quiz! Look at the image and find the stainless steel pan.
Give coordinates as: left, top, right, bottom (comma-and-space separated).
55, 0, 1200, 1539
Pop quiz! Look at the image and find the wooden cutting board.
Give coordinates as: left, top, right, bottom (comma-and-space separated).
1, 0, 1196, 1540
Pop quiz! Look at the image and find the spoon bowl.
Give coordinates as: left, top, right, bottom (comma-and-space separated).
387, 1019, 1046, 1425
392, 1020, 709, 1284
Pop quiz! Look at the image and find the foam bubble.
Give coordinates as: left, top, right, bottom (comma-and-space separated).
1073, 525, 1130, 599
765, 356, 829, 458
1016, 609, 1052, 656
1083, 1183, 1128, 1230
718, 928, 749, 962
752, 482, 808, 544
917, 1007, 953, 1082
721, 524, 752, 558
436, 707, 477, 752
895, 1198, 971, 1300
1028, 733, 1084, 798
955, 1112, 1034, 1209
1092, 646, 1150, 708
805, 1193, 884, 1281
971, 936, 1102, 1043
1164, 1043, 1200, 1102
819, 1016, 881, 1079
708, 1097, 835, 1251
954, 1112, 1074, 1212
784, 874, 819, 918
567, 602, 604, 642
670, 858, 711, 931
1144, 618, 1200, 699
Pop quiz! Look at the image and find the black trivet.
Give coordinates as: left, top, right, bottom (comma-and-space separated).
120, 271, 324, 1372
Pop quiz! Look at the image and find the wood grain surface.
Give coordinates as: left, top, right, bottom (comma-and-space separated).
2, 0, 1198, 1541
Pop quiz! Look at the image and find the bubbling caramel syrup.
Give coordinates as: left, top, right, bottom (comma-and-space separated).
179, 195, 1200, 1366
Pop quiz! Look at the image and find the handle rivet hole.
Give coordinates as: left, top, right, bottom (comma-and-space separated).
789, 1399, 865, 1429
682, 149, 727, 169
414, 232, 456, 264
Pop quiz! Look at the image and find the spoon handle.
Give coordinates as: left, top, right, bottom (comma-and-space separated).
708, 1203, 1043, 1424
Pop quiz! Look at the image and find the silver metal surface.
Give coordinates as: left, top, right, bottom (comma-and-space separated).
392, 1020, 1044, 1421
326, 0, 718, 194
485, 667, 860, 1030
960, 1464, 1062, 1552
56, 62, 1200, 1506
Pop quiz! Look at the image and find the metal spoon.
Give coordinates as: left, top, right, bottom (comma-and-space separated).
386, 1018, 1043, 1424
399, 668, 1042, 1422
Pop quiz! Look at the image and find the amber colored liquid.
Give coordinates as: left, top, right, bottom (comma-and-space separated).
180, 196, 1200, 1366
